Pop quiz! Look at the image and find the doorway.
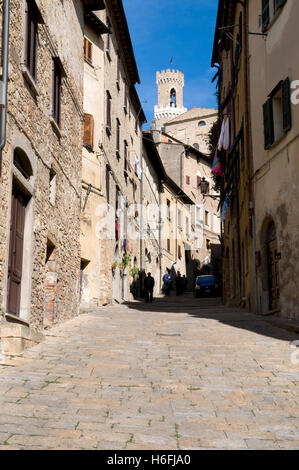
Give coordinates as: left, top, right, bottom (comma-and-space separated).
266, 223, 280, 311
7, 185, 29, 316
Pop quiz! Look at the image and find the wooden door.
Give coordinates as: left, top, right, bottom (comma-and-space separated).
7, 187, 26, 316
267, 238, 280, 311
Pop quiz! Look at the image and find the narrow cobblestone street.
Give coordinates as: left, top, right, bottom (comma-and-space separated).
0, 294, 298, 450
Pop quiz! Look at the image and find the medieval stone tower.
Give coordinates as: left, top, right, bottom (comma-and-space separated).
154, 69, 187, 129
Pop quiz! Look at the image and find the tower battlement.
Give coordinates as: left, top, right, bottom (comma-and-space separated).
156, 69, 185, 87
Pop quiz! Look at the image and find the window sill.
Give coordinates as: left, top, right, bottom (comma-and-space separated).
5, 313, 30, 327
267, 132, 287, 151
83, 143, 94, 152
21, 64, 39, 97
84, 58, 94, 67
50, 116, 62, 139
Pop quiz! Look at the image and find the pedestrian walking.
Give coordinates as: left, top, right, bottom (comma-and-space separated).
162, 269, 172, 296
144, 272, 155, 303
175, 272, 184, 296
182, 275, 188, 293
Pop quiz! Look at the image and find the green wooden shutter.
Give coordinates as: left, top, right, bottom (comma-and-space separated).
263, 99, 274, 149
262, 0, 270, 32
278, 0, 287, 8
282, 77, 292, 133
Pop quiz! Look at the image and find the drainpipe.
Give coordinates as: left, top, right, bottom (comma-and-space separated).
0, 0, 10, 152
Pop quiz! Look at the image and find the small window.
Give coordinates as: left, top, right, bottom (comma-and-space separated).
178, 209, 182, 229
124, 82, 128, 113
24, 0, 40, 81
186, 175, 190, 185
13, 148, 33, 180
263, 77, 291, 149
84, 37, 93, 65
198, 121, 206, 127
52, 58, 62, 127
178, 245, 182, 259
193, 143, 199, 150
49, 167, 56, 206
262, 0, 287, 32
116, 51, 120, 87
170, 88, 176, 108
83, 113, 94, 148
106, 17, 112, 58
106, 91, 112, 133
167, 239, 170, 252
205, 211, 209, 226
167, 199, 171, 221
206, 239, 211, 250
106, 165, 110, 204
124, 140, 128, 171
116, 119, 120, 156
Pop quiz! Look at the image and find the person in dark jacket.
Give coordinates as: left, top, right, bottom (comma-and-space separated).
144, 272, 155, 303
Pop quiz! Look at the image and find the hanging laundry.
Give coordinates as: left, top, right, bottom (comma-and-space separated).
217, 117, 230, 151
221, 200, 228, 222
211, 149, 224, 176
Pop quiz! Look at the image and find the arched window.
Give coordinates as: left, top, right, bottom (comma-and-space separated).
193, 143, 199, 150
13, 148, 33, 180
198, 121, 206, 127
170, 88, 176, 108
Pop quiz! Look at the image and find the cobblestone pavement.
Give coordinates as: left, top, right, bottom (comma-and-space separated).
0, 294, 298, 450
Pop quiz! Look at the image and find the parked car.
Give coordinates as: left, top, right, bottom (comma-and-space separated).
194, 275, 219, 298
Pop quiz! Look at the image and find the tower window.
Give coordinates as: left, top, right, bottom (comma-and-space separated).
170, 88, 176, 108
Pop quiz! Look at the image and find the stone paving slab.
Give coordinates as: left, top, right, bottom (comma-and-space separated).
0, 294, 298, 450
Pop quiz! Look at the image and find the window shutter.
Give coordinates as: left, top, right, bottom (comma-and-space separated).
24, 0, 29, 67
261, 0, 270, 32
239, 12, 243, 53
263, 99, 274, 149
106, 92, 111, 129
83, 113, 93, 148
278, 0, 287, 8
282, 77, 292, 133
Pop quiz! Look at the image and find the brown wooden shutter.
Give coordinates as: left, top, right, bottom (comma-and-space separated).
84, 37, 92, 64
83, 113, 93, 148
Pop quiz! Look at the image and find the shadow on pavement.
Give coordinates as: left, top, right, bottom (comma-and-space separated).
124, 292, 298, 344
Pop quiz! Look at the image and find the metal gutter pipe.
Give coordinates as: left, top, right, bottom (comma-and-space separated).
0, 0, 10, 152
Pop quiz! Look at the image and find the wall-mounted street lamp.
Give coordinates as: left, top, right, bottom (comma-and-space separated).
199, 178, 221, 200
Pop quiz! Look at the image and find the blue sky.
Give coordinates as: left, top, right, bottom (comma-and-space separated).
123, 0, 219, 127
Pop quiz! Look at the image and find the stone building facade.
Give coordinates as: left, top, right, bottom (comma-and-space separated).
80, 0, 146, 307
152, 130, 221, 275
164, 107, 218, 155
0, 0, 96, 353
247, 0, 299, 319
212, 0, 298, 320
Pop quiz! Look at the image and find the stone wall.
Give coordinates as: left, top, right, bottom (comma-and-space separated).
0, 0, 84, 332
